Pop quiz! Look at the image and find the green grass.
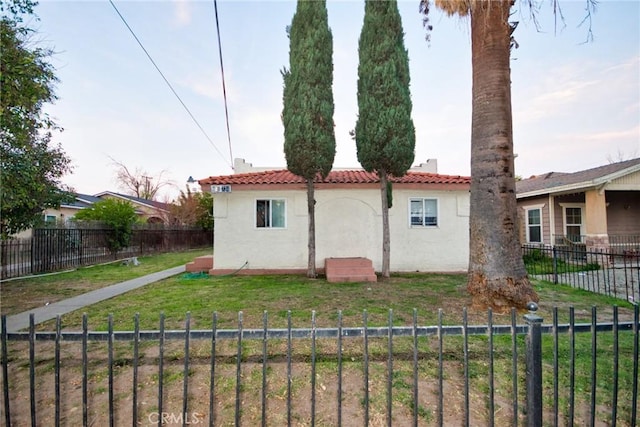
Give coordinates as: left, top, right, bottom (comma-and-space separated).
0, 248, 211, 315
31, 271, 636, 332
4, 266, 638, 425
524, 249, 601, 275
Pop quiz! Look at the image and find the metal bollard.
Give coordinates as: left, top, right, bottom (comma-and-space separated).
525, 301, 543, 427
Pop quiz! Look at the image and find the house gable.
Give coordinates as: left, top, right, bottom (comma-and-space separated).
607, 169, 640, 190
516, 158, 640, 198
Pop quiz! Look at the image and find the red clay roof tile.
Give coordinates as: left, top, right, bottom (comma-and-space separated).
199, 169, 470, 186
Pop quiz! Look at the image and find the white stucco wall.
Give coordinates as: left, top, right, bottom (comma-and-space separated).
389, 188, 469, 271
213, 186, 470, 272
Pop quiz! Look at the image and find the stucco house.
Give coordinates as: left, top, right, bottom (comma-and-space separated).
39, 192, 171, 228
516, 158, 640, 253
14, 191, 170, 239
92, 191, 170, 224
41, 193, 103, 227
198, 159, 471, 275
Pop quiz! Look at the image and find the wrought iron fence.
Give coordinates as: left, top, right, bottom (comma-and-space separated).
1, 305, 638, 426
0, 227, 213, 280
523, 245, 640, 303
0, 239, 31, 279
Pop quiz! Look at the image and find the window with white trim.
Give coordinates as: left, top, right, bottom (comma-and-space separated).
564, 207, 583, 242
409, 198, 438, 227
256, 199, 286, 228
525, 208, 542, 243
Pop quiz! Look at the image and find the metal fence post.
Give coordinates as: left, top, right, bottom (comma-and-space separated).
552, 246, 558, 284
525, 302, 543, 427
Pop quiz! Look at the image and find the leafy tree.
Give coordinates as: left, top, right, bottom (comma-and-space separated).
419, 0, 541, 310
0, 7, 73, 239
282, 0, 335, 278
0, 0, 38, 23
355, 0, 415, 279
194, 191, 214, 232
74, 199, 138, 255
169, 188, 214, 231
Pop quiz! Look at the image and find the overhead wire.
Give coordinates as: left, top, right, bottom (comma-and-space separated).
108, 0, 233, 170
213, 0, 234, 170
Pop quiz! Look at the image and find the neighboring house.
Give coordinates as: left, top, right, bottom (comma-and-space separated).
36, 192, 170, 229
516, 158, 640, 253
199, 159, 471, 274
41, 193, 103, 227
93, 191, 171, 224
13, 191, 172, 239
14, 193, 104, 239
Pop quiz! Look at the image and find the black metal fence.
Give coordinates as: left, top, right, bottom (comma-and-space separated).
0, 227, 213, 280
1, 305, 638, 426
523, 245, 640, 303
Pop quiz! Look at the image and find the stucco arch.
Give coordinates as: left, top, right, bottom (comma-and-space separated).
316, 197, 379, 262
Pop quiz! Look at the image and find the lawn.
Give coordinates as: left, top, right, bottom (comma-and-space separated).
523, 248, 602, 275
2, 251, 633, 329
2, 256, 638, 426
32, 270, 635, 331
0, 248, 211, 316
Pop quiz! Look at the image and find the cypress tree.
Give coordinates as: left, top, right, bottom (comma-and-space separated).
282, 0, 335, 278
355, 0, 415, 279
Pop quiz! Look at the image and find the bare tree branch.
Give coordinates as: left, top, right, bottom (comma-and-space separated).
578, 0, 597, 44
108, 156, 174, 200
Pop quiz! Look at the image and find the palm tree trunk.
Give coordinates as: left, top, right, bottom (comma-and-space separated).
467, 1, 538, 311
380, 170, 390, 279
306, 179, 317, 278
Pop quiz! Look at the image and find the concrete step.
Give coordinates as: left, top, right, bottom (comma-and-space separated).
326, 257, 373, 269
325, 257, 377, 283
186, 255, 214, 272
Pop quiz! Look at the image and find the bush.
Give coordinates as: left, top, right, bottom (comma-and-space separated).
74, 199, 138, 254
523, 248, 547, 263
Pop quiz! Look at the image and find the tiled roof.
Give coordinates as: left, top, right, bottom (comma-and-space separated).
516, 158, 640, 196
199, 169, 470, 186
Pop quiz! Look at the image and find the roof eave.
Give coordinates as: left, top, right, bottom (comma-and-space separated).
518, 163, 640, 198
593, 163, 640, 186
517, 181, 594, 199
95, 191, 169, 211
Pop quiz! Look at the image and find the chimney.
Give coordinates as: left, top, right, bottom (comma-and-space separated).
234, 158, 255, 174
412, 159, 438, 174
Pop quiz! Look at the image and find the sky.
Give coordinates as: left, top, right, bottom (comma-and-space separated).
21, 0, 640, 200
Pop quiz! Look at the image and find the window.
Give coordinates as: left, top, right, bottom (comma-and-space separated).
565, 207, 583, 242
44, 215, 57, 226
256, 199, 285, 228
409, 198, 438, 227
526, 208, 542, 243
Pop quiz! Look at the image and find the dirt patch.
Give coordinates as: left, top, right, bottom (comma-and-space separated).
3, 324, 637, 426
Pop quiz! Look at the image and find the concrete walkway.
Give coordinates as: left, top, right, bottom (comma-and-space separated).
2, 265, 185, 333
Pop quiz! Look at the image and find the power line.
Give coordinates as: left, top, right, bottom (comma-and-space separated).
108, 0, 233, 169
213, 0, 234, 170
